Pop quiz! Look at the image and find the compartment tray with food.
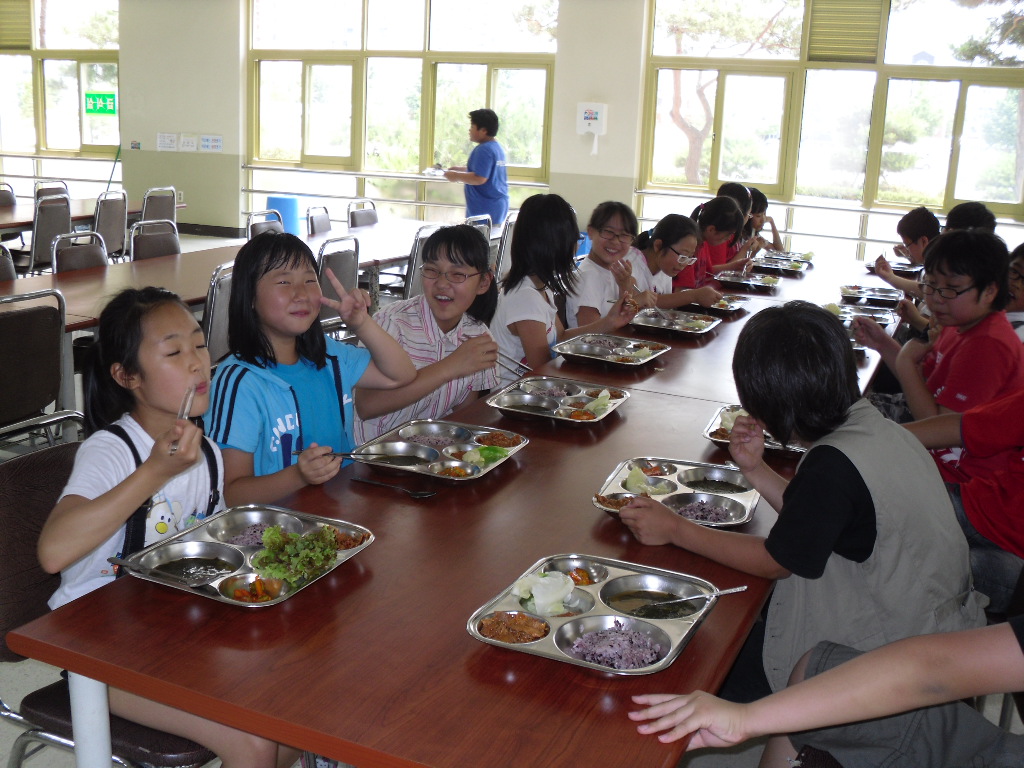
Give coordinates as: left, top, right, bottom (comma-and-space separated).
762, 249, 813, 263
115, 505, 373, 607
696, 294, 749, 314
715, 271, 780, 291
839, 285, 904, 307
592, 458, 760, 527
702, 405, 807, 454
750, 257, 808, 276
467, 554, 721, 675
552, 334, 670, 366
630, 309, 722, 335
352, 419, 527, 480
486, 376, 629, 423
823, 303, 897, 325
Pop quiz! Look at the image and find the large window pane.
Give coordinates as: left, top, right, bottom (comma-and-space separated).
252, 0, 361, 50
365, 58, 421, 172
955, 85, 1024, 203
433, 64, 486, 168
651, 69, 717, 186
876, 79, 958, 207
36, 0, 118, 49
367, 0, 424, 50
493, 69, 546, 168
82, 62, 118, 146
653, 0, 802, 60
307, 65, 352, 157
0, 56, 36, 152
258, 61, 302, 162
886, 0, 1023, 68
718, 74, 784, 184
429, 0, 556, 53
795, 70, 875, 201
43, 60, 80, 151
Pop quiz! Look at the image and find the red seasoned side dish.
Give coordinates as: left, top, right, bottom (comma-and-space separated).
478, 612, 549, 643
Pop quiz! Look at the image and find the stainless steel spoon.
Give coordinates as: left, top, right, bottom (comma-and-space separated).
350, 476, 437, 499
630, 585, 748, 618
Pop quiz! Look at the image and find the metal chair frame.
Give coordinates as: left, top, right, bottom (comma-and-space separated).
403, 224, 442, 301
347, 198, 378, 227
33, 180, 69, 199
129, 219, 179, 261
202, 262, 234, 366
18, 194, 71, 275
306, 205, 332, 236
317, 236, 359, 342
246, 209, 284, 239
0, 182, 25, 250
141, 186, 177, 222
93, 189, 128, 261
51, 231, 108, 274
494, 208, 519, 282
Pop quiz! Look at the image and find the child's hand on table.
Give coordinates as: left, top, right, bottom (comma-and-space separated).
691, 285, 723, 307
619, 496, 683, 546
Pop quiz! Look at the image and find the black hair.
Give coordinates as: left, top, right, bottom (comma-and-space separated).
502, 193, 580, 297
636, 214, 700, 254
896, 206, 940, 243
923, 229, 1010, 310
716, 182, 753, 218
742, 187, 769, 239
691, 197, 745, 241
469, 108, 499, 137
421, 224, 498, 324
732, 301, 859, 446
1011, 242, 1024, 263
83, 287, 192, 435
228, 231, 327, 368
587, 201, 639, 237
945, 202, 996, 233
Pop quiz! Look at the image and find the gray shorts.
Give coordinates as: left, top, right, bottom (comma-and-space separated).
790, 641, 1024, 768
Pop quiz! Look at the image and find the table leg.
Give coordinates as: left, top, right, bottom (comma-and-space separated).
68, 672, 113, 768
364, 264, 381, 314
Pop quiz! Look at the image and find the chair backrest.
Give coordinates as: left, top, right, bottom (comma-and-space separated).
129, 219, 179, 261
0, 441, 80, 662
464, 214, 492, 241
317, 236, 359, 328
92, 189, 127, 257
0, 182, 15, 207
307, 206, 332, 236
202, 262, 233, 365
29, 194, 72, 273
347, 198, 378, 227
246, 209, 284, 239
141, 186, 176, 222
0, 245, 14, 281
403, 225, 442, 300
494, 208, 519, 281
0, 290, 66, 427
51, 231, 108, 274
34, 180, 68, 200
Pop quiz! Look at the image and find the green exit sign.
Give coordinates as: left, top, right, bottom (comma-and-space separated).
84, 92, 117, 115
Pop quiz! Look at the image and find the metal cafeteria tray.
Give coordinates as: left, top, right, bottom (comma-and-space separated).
698, 294, 748, 314
552, 334, 670, 367
762, 249, 813, 263
839, 285, 904, 307
352, 419, 527, 480
715, 271, 780, 291
750, 256, 809, 276
826, 303, 897, 325
702, 404, 807, 455
630, 308, 722, 336
592, 457, 760, 527
467, 554, 720, 675
866, 260, 921, 279
115, 505, 373, 607
486, 376, 629, 424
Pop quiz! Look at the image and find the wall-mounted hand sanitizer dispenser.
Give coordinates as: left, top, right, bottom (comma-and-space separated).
577, 102, 607, 155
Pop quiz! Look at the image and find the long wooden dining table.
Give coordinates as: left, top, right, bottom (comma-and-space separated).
8, 250, 896, 768
0, 198, 144, 237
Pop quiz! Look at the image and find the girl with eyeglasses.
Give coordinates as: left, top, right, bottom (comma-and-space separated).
1006, 243, 1024, 342
627, 214, 723, 309
566, 201, 642, 328
672, 197, 747, 291
354, 224, 500, 441
854, 230, 1024, 483
205, 232, 415, 505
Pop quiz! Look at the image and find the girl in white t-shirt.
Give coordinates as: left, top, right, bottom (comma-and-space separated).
38, 287, 298, 768
489, 194, 636, 386
628, 214, 722, 310
567, 201, 639, 328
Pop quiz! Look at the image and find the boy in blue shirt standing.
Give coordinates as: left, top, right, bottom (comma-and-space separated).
445, 108, 509, 228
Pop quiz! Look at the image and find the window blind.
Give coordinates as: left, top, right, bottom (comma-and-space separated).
0, 0, 31, 49
807, 0, 884, 64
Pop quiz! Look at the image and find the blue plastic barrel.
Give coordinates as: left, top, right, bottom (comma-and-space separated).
267, 195, 302, 236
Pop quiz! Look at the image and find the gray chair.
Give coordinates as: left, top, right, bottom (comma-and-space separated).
494, 208, 519, 282
141, 186, 177, 222
92, 189, 128, 261
13, 194, 71, 275
307, 206, 332, 236
246, 209, 284, 239
0, 182, 25, 251
33, 180, 69, 200
0, 290, 83, 446
403, 224, 442, 300
0, 245, 15, 281
464, 213, 492, 240
347, 198, 378, 227
317, 236, 359, 342
130, 219, 180, 261
202, 262, 233, 365
0, 442, 216, 768
51, 231, 108, 274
